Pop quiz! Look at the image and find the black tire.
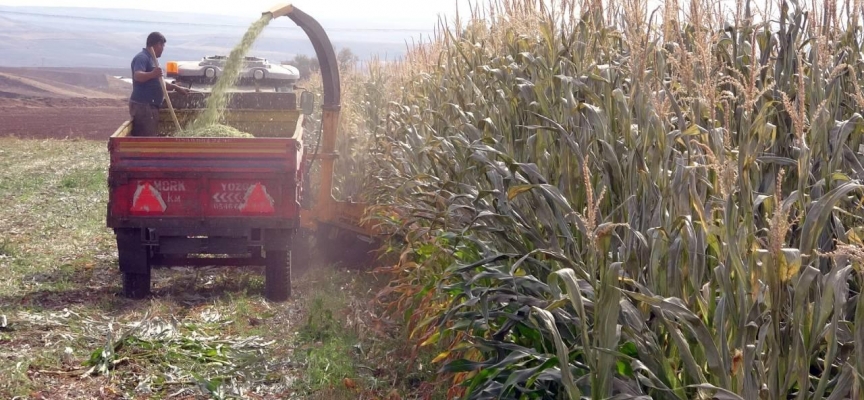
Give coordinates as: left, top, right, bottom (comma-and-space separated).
115, 228, 152, 299
122, 271, 151, 299
265, 250, 291, 301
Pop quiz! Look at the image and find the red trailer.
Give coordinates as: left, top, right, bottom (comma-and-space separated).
107, 92, 308, 301
106, 5, 378, 301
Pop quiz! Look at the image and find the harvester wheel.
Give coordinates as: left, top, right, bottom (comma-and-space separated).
265, 250, 291, 301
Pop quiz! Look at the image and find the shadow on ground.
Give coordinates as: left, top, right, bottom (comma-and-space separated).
0, 260, 321, 316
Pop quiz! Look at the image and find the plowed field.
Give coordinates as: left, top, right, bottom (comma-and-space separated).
0, 67, 129, 140
1, 101, 127, 140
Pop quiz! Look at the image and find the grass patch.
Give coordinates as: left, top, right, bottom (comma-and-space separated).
291, 267, 448, 400
302, 334, 357, 391
297, 294, 357, 392
58, 167, 105, 191
0, 240, 16, 258
0, 138, 114, 299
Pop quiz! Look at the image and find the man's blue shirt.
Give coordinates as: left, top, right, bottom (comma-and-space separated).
130, 48, 163, 106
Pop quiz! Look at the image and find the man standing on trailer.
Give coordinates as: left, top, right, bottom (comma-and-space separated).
129, 32, 189, 136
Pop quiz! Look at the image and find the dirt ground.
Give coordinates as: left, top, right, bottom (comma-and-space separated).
1, 102, 129, 140
0, 67, 130, 140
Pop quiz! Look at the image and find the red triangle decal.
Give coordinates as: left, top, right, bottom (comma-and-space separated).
131, 182, 167, 213
240, 183, 275, 214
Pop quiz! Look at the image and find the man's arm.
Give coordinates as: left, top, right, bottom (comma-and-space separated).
166, 82, 190, 95
131, 54, 162, 83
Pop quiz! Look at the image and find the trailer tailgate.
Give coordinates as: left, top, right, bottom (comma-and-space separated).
107, 136, 303, 226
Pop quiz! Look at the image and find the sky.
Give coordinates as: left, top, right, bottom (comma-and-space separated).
0, 0, 477, 26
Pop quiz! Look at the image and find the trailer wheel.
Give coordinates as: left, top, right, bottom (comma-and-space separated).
115, 228, 152, 299
265, 250, 291, 301
123, 270, 151, 299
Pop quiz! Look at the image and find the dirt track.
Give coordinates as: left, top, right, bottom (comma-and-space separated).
1, 105, 128, 140
0, 67, 130, 140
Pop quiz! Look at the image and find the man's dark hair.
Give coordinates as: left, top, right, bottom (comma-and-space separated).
146, 32, 167, 47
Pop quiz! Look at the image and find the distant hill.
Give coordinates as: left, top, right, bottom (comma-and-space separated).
0, 6, 429, 68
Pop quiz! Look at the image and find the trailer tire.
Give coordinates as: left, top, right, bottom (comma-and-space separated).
265, 250, 291, 302
115, 228, 152, 299
123, 271, 151, 299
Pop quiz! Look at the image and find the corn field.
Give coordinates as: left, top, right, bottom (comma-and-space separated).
339, 0, 864, 398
